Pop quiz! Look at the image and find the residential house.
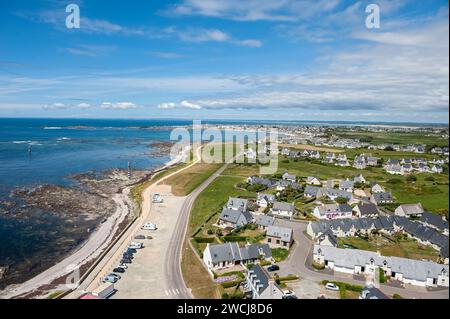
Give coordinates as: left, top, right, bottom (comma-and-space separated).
255, 215, 276, 231
326, 188, 353, 202
216, 208, 253, 229
353, 155, 367, 169
335, 159, 351, 167
339, 179, 354, 192
432, 165, 443, 174
247, 176, 276, 188
282, 172, 297, 183
203, 243, 272, 273
270, 201, 295, 219
306, 176, 321, 186
353, 203, 380, 218
370, 192, 394, 205
257, 193, 275, 208
419, 212, 449, 235
246, 265, 283, 300
416, 163, 430, 173
395, 203, 424, 217
313, 245, 449, 288
265, 225, 294, 248
281, 148, 291, 156
337, 154, 348, 161
227, 197, 249, 212
316, 230, 338, 247
385, 164, 405, 175
313, 204, 353, 220
371, 184, 385, 193
353, 174, 366, 184
367, 157, 379, 166
310, 151, 321, 159
304, 185, 326, 199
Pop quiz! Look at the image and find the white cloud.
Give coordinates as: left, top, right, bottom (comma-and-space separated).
180, 100, 202, 109
77, 103, 91, 109
100, 102, 138, 110
157, 102, 177, 109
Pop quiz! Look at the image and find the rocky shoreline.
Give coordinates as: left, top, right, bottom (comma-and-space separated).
0, 140, 175, 294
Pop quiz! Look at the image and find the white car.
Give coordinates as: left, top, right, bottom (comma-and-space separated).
142, 223, 157, 231
282, 290, 296, 297
152, 194, 163, 203
325, 283, 340, 291
129, 242, 144, 249
117, 264, 128, 269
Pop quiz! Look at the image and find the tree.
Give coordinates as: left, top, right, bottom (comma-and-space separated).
335, 197, 349, 204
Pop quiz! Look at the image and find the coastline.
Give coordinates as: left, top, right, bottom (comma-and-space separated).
0, 146, 188, 299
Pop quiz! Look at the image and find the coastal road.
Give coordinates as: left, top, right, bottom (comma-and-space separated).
164, 163, 230, 299
276, 220, 449, 299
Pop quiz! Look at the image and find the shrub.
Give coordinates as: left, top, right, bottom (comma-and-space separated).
378, 268, 386, 284
221, 236, 248, 242
406, 175, 417, 182
278, 275, 299, 282
393, 294, 404, 299
260, 260, 272, 267
312, 262, 325, 270
335, 197, 349, 204
193, 237, 215, 244
221, 293, 230, 299
388, 178, 402, 185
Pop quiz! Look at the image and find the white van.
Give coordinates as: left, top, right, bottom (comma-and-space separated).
142, 223, 157, 231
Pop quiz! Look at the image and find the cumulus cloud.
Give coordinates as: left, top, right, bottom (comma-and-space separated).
100, 102, 138, 110
180, 100, 202, 109
157, 102, 177, 109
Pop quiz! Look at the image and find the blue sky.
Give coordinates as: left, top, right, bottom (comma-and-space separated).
0, 0, 448, 123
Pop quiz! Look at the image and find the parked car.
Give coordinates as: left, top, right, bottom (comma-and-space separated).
123, 253, 134, 259
282, 295, 298, 300
142, 223, 157, 231
120, 258, 132, 264
134, 235, 146, 240
282, 290, 296, 297
146, 236, 153, 240
126, 248, 137, 254
325, 283, 340, 291
102, 275, 118, 284
113, 267, 125, 274
109, 273, 121, 280
117, 264, 128, 269
267, 265, 280, 272
129, 242, 144, 249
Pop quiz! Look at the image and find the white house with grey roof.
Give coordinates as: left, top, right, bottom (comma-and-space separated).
282, 172, 297, 183
216, 208, 253, 229
256, 193, 275, 208
313, 204, 353, 220
270, 201, 295, 219
353, 203, 380, 218
226, 197, 249, 212
265, 225, 293, 248
313, 245, 449, 288
255, 214, 276, 231
203, 243, 272, 273
370, 192, 394, 205
395, 203, 424, 217
306, 176, 321, 186
246, 265, 283, 299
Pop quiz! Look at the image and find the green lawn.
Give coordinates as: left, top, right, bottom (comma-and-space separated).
338, 236, 440, 262
189, 175, 255, 235
271, 248, 290, 262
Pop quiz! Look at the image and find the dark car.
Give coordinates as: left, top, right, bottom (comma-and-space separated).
282, 295, 298, 300
126, 248, 137, 254
123, 253, 134, 259
113, 267, 126, 274
120, 258, 132, 264
267, 265, 280, 272
134, 235, 146, 240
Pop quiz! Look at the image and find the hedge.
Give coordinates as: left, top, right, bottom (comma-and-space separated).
193, 237, 215, 244
221, 236, 248, 242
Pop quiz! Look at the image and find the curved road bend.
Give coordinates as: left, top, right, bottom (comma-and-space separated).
277, 221, 449, 300
164, 163, 231, 299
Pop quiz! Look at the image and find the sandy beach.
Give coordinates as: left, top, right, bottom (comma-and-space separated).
0, 147, 189, 299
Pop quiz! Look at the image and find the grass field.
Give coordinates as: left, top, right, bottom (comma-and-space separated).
181, 240, 219, 299
279, 144, 345, 153
161, 163, 222, 196
188, 175, 255, 235
336, 131, 448, 147
338, 236, 440, 262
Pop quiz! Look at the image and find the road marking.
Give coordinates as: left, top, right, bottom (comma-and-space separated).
165, 290, 169, 296
175, 288, 180, 295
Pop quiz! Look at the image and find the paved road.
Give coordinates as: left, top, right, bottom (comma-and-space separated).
276, 220, 449, 299
163, 164, 230, 299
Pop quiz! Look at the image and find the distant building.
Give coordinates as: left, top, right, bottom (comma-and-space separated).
313, 204, 353, 220
255, 215, 276, 231
359, 286, 389, 299
216, 208, 253, 229
256, 193, 275, 208
353, 203, 380, 218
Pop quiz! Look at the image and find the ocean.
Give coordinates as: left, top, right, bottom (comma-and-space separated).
0, 118, 189, 287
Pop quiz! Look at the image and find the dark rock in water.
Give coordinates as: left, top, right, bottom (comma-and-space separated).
0, 266, 8, 280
